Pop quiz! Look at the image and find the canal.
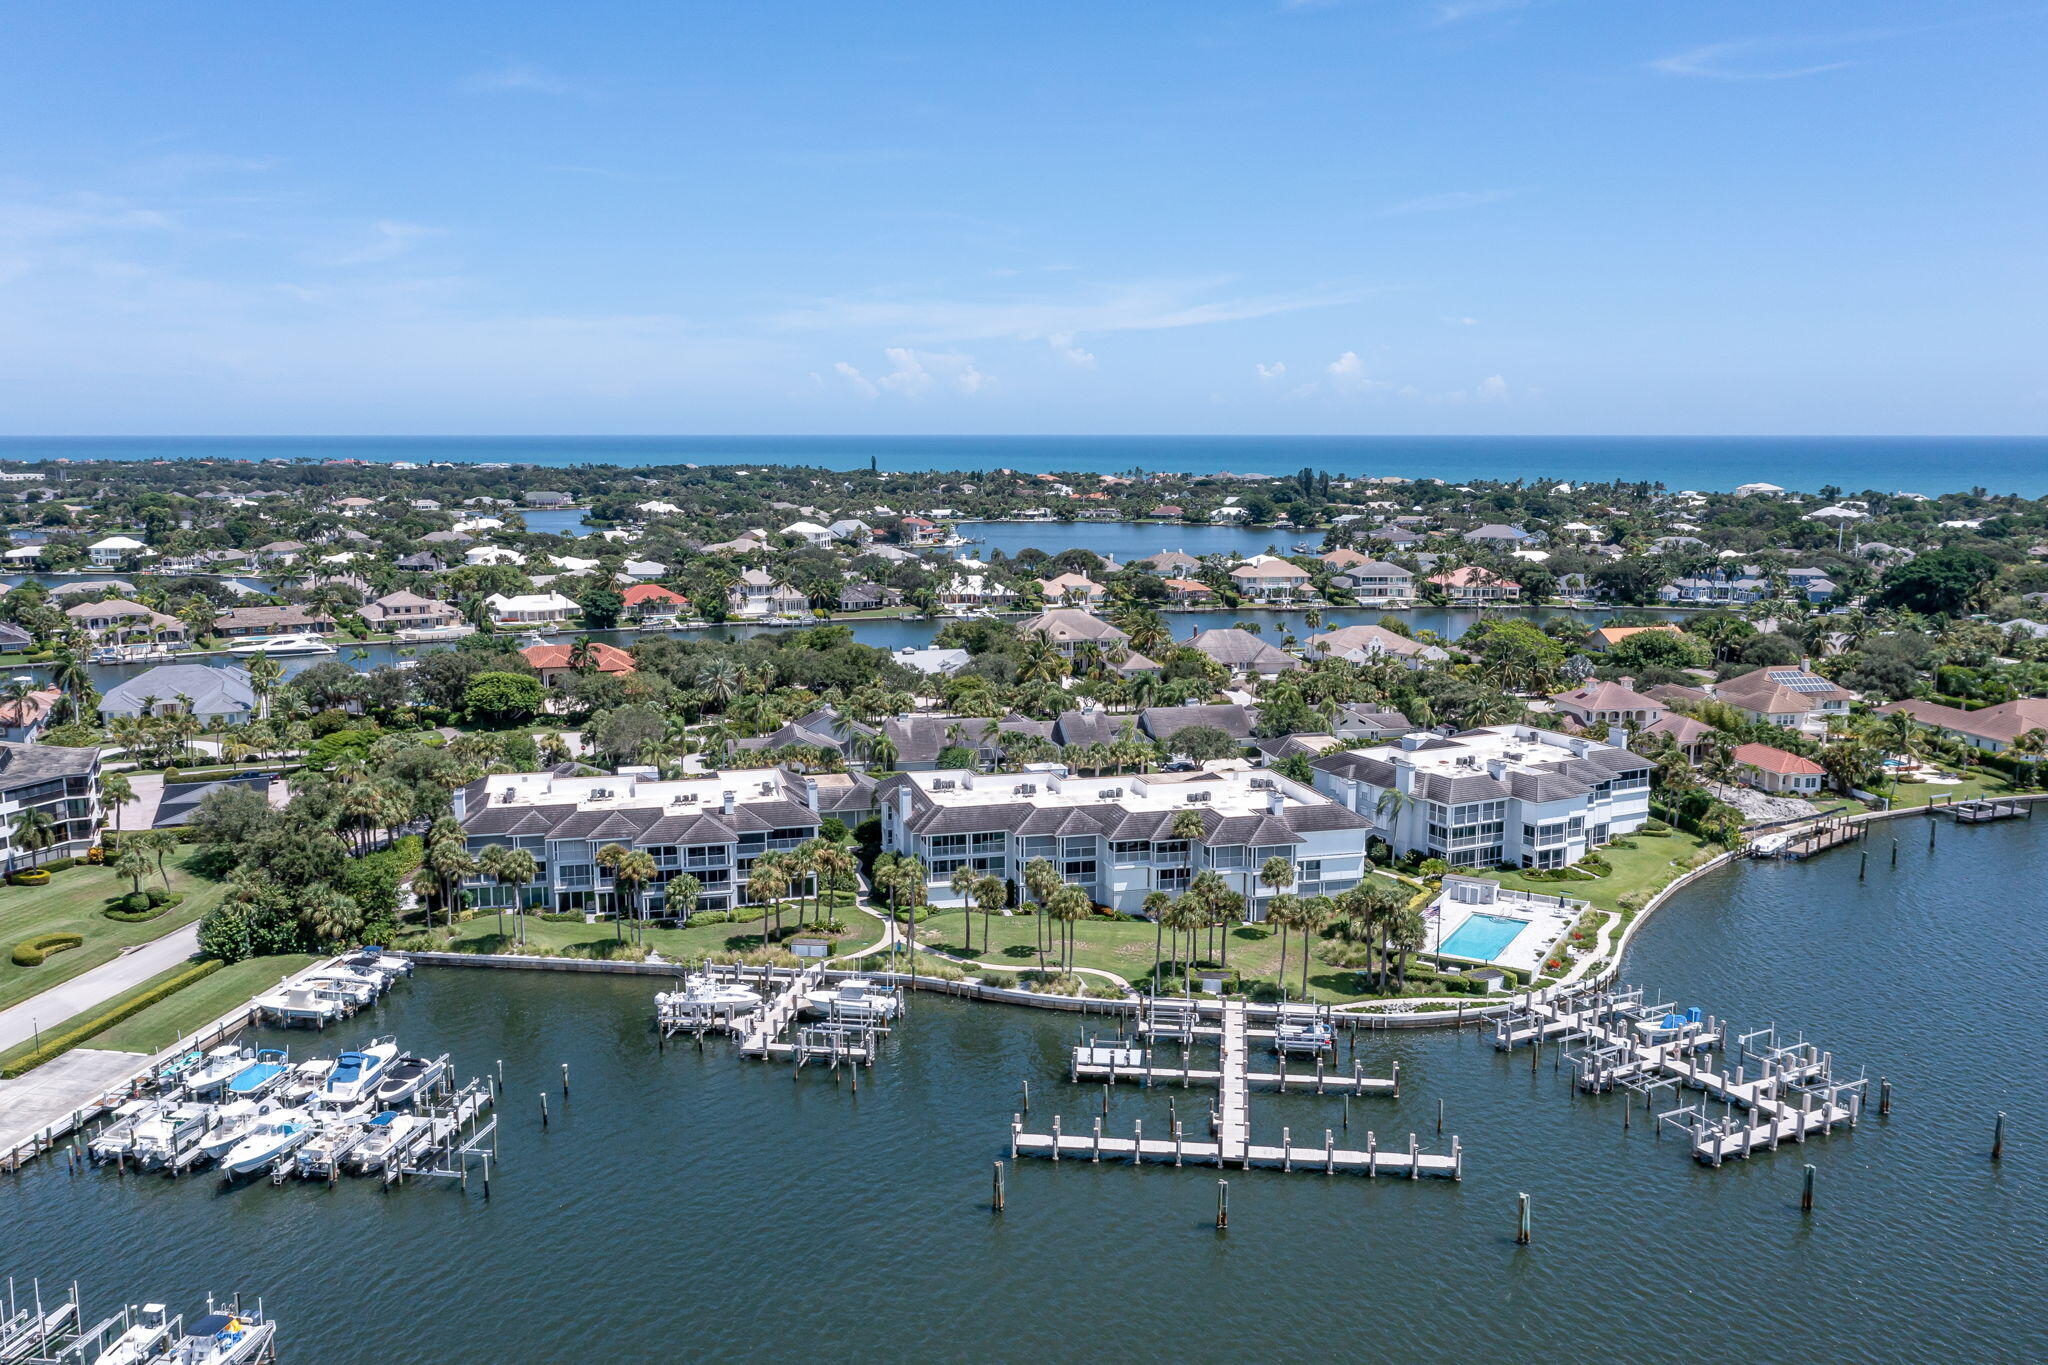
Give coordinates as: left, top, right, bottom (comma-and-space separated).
5, 817, 2042, 1361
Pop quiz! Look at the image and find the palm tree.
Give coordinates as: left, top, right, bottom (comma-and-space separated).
426, 829, 479, 929
1257, 855, 1295, 914
665, 871, 703, 927
477, 844, 537, 944
100, 771, 134, 834
1143, 889, 1171, 993
113, 845, 152, 895
594, 843, 631, 941
1265, 893, 1304, 998
1161, 893, 1207, 995
1296, 894, 1337, 997
245, 653, 283, 719
1046, 883, 1090, 973
973, 873, 1008, 959
1023, 857, 1059, 968
748, 852, 791, 950
949, 864, 980, 951
612, 848, 658, 944
811, 841, 857, 924
11, 807, 58, 870
1385, 903, 1426, 990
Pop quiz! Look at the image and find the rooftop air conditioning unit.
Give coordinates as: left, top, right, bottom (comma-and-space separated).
1101, 787, 1123, 799
590, 788, 612, 799
1016, 783, 1036, 796
1250, 777, 1274, 789
680, 793, 697, 803
1187, 791, 1211, 803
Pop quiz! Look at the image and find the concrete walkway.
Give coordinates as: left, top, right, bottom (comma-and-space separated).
0, 923, 201, 1055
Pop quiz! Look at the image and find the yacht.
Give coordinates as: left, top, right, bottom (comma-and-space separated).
221, 1113, 314, 1176
183, 1045, 256, 1098
223, 1049, 290, 1101
226, 633, 335, 657
304, 972, 376, 1008
802, 977, 900, 1021
368, 1054, 446, 1108
349, 1112, 427, 1174
253, 984, 344, 1027
656, 974, 762, 1014
340, 947, 413, 979
166, 1302, 276, 1365
317, 1039, 399, 1107
193, 1101, 280, 1164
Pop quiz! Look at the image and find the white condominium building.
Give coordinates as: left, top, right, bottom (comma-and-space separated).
878, 766, 1372, 921
1309, 724, 1652, 871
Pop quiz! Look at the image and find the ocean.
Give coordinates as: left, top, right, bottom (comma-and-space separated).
3, 435, 2047, 497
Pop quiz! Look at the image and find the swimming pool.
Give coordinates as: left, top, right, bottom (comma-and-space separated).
1438, 912, 1529, 962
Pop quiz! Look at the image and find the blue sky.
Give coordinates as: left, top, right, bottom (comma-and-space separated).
0, 1, 2040, 436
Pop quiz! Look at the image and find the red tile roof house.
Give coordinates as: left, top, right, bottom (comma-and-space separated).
621, 583, 690, 622
1879, 697, 2048, 754
1427, 566, 1520, 603
1732, 742, 1826, 795
898, 515, 944, 545
519, 642, 637, 686
1549, 679, 1664, 729
1163, 577, 1216, 606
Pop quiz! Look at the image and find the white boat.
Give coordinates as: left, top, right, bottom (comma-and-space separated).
275, 1059, 335, 1107
317, 1039, 398, 1106
130, 1103, 214, 1169
395, 623, 475, 643
224, 1049, 290, 1100
88, 1099, 157, 1162
656, 975, 762, 1014
254, 985, 344, 1026
294, 1117, 370, 1177
367, 1053, 446, 1108
94, 1304, 175, 1365
340, 947, 413, 978
518, 629, 551, 647
304, 971, 377, 1007
167, 1303, 276, 1365
194, 1101, 280, 1163
226, 632, 335, 657
221, 1113, 314, 1176
183, 1044, 256, 1098
348, 1112, 427, 1173
1634, 1007, 1703, 1043
802, 977, 900, 1021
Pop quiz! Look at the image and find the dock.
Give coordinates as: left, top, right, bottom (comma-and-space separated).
1779, 816, 1865, 860
1011, 996, 1459, 1180
1943, 798, 2033, 824
657, 963, 891, 1068
1493, 987, 1864, 1165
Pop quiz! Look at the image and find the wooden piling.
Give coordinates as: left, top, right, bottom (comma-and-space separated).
560, 1062, 570, 1096
1801, 1163, 1814, 1213
1021, 1079, 1030, 1112
1437, 1098, 1444, 1135
539, 1092, 549, 1129
1879, 1077, 1891, 1116
1215, 1179, 1229, 1230
1992, 1111, 2005, 1161
992, 1160, 1006, 1212
1516, 1192, 1531, 1245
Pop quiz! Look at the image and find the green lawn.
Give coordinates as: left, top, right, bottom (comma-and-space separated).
1879, 767, 2021, 810
84, 955, 321, 1056
426, 890, 886, 965
0, 858, 232, 1013
1488, 830, 1717, 916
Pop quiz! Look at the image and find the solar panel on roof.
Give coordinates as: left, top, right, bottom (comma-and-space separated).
1765, 669, 1835, 693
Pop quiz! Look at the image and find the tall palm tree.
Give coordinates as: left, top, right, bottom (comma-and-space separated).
1142, 889, 1171, 994
973, 874, 1008, 959
950, 864, 980, 951
612, 848, 658, 944
811, 841, 857, 925
245, 653, 283, 719
1022, 857, 1059, 968
748, 852, 791, 951
426, 829, 479, 929
1264, 893, 1304, 998
1296, 894, 1337, 997
594, 842, 632, 941
1161, 893, 1207, 995
11, 808, 59, 870
1046, 883, 1090, 973
113, 845, 152, 895
100, 771, 134, 833
1385, 903, 1427, 990
477, 844, 537, 944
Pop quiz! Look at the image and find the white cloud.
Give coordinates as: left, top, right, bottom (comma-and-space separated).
1649, 40, 1851, 81
1477, 374, 1509, 402
460, 60, 580, 96
834, 348, 991, 399
1046, 332, 1096, 368
1324, 351, 1391, 394
1431, 0, 1532, 25
311, 220, 442, 267
1378, 189, 1515, 217
1256, 361, 1286, 380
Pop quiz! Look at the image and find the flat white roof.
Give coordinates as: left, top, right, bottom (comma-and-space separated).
903, 767, 1318, 817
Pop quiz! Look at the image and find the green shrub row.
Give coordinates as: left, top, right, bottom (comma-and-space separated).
0, 958, 224, 1078
11, 933, 84, 966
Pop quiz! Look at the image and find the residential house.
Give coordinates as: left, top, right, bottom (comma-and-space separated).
1640, 712, 1715, 762
212, 605, 336, 639
394, 552, 446, 573
1036, 572, 1106, 610
729, 569, 809, 618
1138, 550, 1203, 576
1732, 743, 1825, 795
0, 687, 61, 742
879, 715, 1054, 769
1714, 665, 1855, 734
1138, 703, 1260, 746
1548, 679, 1664, 730
63, 599, 187, 644
940, 571, 1017, 612
1017, 608, 1130, 657
524, 490, 575, 507
0, 740, 102, 865
835, 581, 896, 613
781, 521, 835, 547
829, 519, 873, 543
622, 584, 690, 623
1185, 628, 1300, 678
1332, 561, 1415, 605
100, 664, 257, 725
360, 591, 461, 632
881, 765, 1367, 919
88, 535, 152, 567
1330, 705, 1413, 743
1229, 558, 1312, 603
1427, 566, 1520, 603
520, 642, 637, 686
485, 592, 579, 626
465, 545, 527, 568
1311, 725, 1653, 870
890, 647, 973, 676
1878, 697, 2048, 754
899, 516, 944, 546
1464, 524, 1531, 549
1162, 578, 1216, 606
455, 767, 823, 917
1301, 624, 1446, 668
1589, 624, 1684, 652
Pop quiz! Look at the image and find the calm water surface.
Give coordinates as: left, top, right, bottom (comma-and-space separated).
7, 819, 2044, 1362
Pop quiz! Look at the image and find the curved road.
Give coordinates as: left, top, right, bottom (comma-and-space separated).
0, 923, 201, 1054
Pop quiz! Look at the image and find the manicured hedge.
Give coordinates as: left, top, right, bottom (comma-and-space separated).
7, 870, 51, 887
10, 933, 83, 966
104, 891, 184, 923
0, 958, 224, 1077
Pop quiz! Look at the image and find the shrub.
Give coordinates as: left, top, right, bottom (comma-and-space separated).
1084, 982, 1127, 1000
1, 959, 223, 1077
904, 957, 965, 982
537, 910, 586, 922
6, 869, 51, 887
979, 969, 1018, 989
41, 856, 75, 873
11, 932, 84, 966
145, 885, 173, 907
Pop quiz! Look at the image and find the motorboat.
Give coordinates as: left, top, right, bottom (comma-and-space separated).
395, 623, 475, 643
193, 1101, 279, 1164
1273, 1013, 1336, 1052
368, 1054, 446, 1108
802, 977, 900, 1021
348, 1112, 427, 1174
1634, 1006, 1704, 1043
166, 1303, 276, 1365
183, 1045, 256, 1098
226, 633, 335, 657
0, 1298, 76, 1361
294, 1117, 370, 1178
317, 1039, 398, 1106
93, 1304, 176, 1365
253, 985, 344, 1027
340, 947, 413, 978
656, 974, 762, 1014
518, 629, 551, 647
130, 1103, 214, 1169
155, 1048, 206, 1090
275, 1058, 335, 1106
221, 1113, 314, 1176
88, 1100, 157, 1162
224, 1049, 290, 1100
304, 972, 376, 1008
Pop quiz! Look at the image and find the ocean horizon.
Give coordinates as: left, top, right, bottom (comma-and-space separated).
3, 434, 2047, 497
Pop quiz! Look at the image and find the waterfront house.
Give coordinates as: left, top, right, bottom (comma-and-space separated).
1878, 697, 2048, 754
829, 518, 873, 543
729, 569, 809, 618
1162, 577, 1216, 606
940, 571, 1016, 612
485, 591, 579, 626
1311, 724, 1653, 870
836, 580, 896, 613
1301, 624, 1446, 668
455, 766, 823, 918
524, 490, 574, 508
1332, 561, 1416, 605
88, 535, 152, 567
878, 765, 1370, 919
1714, 665, 1854, 734
360, 591, 461, 632
212, 605, 336, 639
622, 584, 690, 623
1017, 608, 1129, 657
1549, 679, 1664, 729
100, 664, 257, 725
63, 599, 187, 644
1229, 558, 1313, 603
1732, 743, 1825, 795
1036, 573, 1106, 610
899, 515, 944, 546
1427, 566, 1520, 603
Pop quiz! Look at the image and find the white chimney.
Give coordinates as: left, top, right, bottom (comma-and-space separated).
721, 790, 735, 815
1266, 791, 1284, 816
1485, 758, 1507, 781
1607, 725, 1628, 749
803, 777, 820, 811
897, 785, 913, 823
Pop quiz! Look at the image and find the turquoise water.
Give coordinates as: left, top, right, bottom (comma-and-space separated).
5, 436, 2048, 496
1438, 912, 1528, 962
